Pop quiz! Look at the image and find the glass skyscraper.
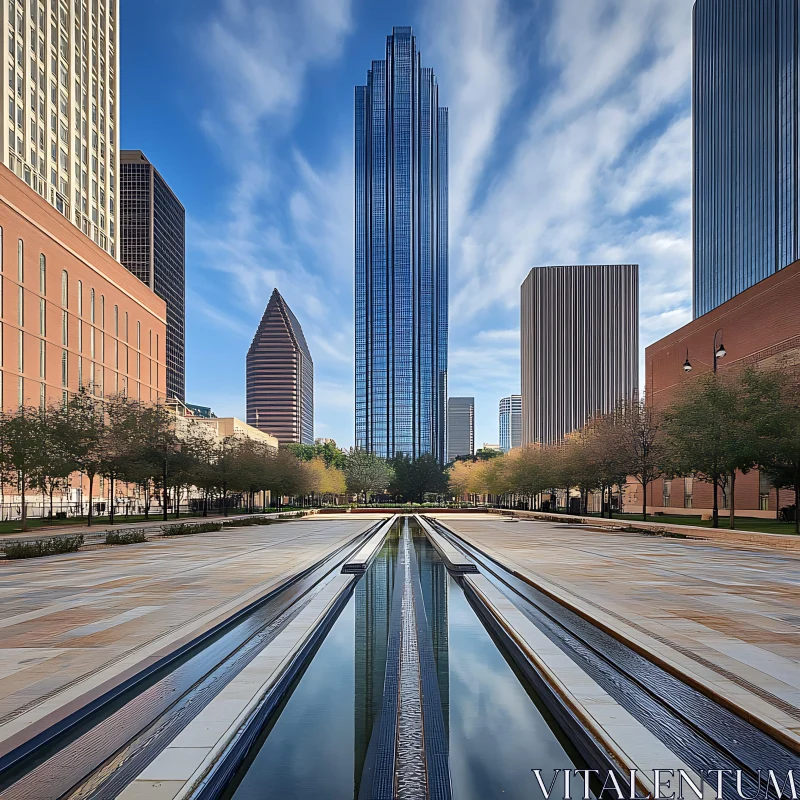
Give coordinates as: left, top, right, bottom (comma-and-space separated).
499, 395, 522, 453
693, 0, 800, 317
355, 27, 448, 461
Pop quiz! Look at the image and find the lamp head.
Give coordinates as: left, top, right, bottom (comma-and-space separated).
715, 343, 726, 359
683, 359, 693, 373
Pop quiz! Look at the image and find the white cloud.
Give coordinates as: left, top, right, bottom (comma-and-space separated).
426, 0, 694, 444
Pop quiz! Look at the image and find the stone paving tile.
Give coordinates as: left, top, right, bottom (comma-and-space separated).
434, 513, 800, 743
0, 515, 382, 753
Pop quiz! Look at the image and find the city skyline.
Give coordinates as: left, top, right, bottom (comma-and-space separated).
118, 0, 695, 449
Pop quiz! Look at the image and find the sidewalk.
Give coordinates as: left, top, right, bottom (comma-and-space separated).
0, 509, 317, 547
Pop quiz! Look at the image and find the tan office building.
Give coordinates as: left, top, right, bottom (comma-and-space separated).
2, 0, 119, 256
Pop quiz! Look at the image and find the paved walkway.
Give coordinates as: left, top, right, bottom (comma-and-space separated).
0, 514, 384, 759
433, 513, 800, 748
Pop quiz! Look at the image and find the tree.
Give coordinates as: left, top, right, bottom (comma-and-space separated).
743, 366, 800, 534
0, 405, 48, 531
664, 373, 756, 528
343, 450, 394, 503
100, 395, 141, 525
448, 460, 475, 502
616, 398, 667, 522
67, 388, 106, 526
390, 453, 449, 503
307, 456, 346, 505
583, 414, 630, 518
30, 402, 74, 519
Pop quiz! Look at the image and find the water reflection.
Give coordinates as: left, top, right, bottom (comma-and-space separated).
227, 520, 578, 799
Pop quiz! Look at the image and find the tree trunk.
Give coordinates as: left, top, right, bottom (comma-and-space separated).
795, 482, 799, 536
49, 486, 55, 518
712, 479, 719, 528
729, 472, 736, 530
162, 460, 168, 522
642, 480, 647, 521
20, 471, 27, 532
223, 484, 228, 517
203, 490, 208, 517
109, 474, 115, 525
87, 472, 94, 526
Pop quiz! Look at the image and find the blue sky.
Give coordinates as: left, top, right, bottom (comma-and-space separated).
121, 0, 693, 449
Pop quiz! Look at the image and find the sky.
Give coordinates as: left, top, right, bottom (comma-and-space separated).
120, 0, 694, 450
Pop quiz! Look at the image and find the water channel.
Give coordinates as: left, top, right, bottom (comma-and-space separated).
223, 518, 581, 800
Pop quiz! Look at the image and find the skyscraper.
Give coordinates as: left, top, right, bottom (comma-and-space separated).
447, 397, 474, 462
499, 395, 522, 452
1, 0, 119, 256
693, 1, 800, 317
355, 26, 448, 461
521, 265, 638, 446
247, 288, 313, 446
120, 151, 185, 401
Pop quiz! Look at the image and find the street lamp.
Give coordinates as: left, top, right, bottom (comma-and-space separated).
682, 329, 727, 375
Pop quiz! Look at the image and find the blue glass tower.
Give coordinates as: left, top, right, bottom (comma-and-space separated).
693, 0, 800, 317
355, 27, 448, 461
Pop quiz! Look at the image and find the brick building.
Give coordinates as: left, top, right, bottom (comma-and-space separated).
643, 260, 800, 518
0, 164, 167, 517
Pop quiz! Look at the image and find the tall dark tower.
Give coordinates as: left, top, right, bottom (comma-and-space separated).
693, 0, 800, 317
355, 26, 449, 462
119, 150, 186, 401
246, 288, 313, 445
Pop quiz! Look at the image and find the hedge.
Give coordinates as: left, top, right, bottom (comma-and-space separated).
105, 530, 148, 545
3, 534, 84, 559
162, 522, 223, 536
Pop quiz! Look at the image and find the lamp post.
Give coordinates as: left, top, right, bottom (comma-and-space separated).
681, 328, 726, 374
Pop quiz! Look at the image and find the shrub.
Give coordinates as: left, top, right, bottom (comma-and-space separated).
162, 522, 222, 536
222, 516, 273, 528
4, 534, 84, 559
105, 529, 148, 545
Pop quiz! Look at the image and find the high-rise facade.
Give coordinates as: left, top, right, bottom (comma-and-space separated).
693, 1, 800, 317
355, 26, 448, 461
499, 395, 522, 452
1, 0, 119, 256
247, 288, 313, 446
446, 396, 473, 462
119, 150, 185, 401
521, 265, 638, 445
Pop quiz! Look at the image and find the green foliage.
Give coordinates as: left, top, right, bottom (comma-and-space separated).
222, 516, 275, 528
285, 440, 346, 469
162, 522, 223, 536
343, 450, 395, 500
390, 453, 449, 502
105, 529, 148, 545
3, 534, 84, 558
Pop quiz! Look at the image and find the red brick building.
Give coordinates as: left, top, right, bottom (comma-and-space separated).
642, 260, 800, 517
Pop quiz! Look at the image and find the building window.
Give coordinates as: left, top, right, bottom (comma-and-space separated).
17, 285, 23, 326
759, 494, 769, 511
78, 319, 82, 353
61, 310, 68, 345
39, 253, 45, 294
17, 375, 22, 407
100, 295, 104, 329
77, 355, 82, 387
39, 298, 45, 335
61, 349, 67, 387
17, 238, 22, 283
39, 381, 45, 408
77, 279, 82, 315
39, 338, 45, 378
136, 320, 140, 349
684, 477, 693, 509
61, 269, 67, 307
18, 329, 23, 371
124, 310, 128, 341
113, 304, 118, 335
90, 287, 95, 323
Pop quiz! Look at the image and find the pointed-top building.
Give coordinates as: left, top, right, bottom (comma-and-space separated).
247, 289, 313, 445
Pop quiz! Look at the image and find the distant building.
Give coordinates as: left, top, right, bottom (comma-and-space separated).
499, 395, 522, 452
120, 150, 186, 402
167, 399, 277, 451
355, 26, 448, 462
185, 403, 216, 419
521, 265, 638, 445
247, 288, 313, 446
447, 397, 474, 462
693, 1, 800, 316
481, 444, 501, 453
